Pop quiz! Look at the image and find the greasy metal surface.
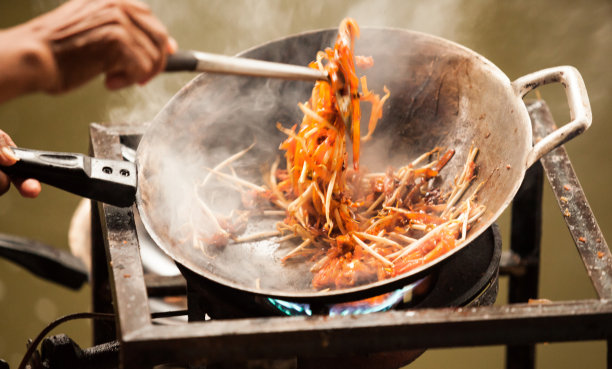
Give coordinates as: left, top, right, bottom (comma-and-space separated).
530, 101, 612, 299
135, 28, 564, 301
180, 224, 500, 318
89, 124, 151, 359
125, 299, 612, 368
144, 274, 186, 297
90, 129, 120, 345
166, 50, 329, 82
506, 162, 544, 369
91, 104, 612, 369
513, 67, 592, 167
0, 147, 138, 208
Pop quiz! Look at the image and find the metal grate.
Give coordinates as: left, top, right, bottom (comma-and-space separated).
89, 101, 612, 369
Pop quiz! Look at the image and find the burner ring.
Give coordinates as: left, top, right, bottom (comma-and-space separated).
178, 223, 501, 319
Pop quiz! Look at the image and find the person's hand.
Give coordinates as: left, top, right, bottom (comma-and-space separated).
38, 0, 176, 92
0, 130, 41, 198
0, 0, 176, 101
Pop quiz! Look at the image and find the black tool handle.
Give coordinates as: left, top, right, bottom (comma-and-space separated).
1, 147, 137, 207
165, 50, 198, 71
0, 233, 88, 290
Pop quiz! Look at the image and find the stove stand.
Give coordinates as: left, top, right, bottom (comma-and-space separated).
86, 101, 612, 369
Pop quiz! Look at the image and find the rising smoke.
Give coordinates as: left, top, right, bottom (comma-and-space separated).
102, 0, 610, 294
105, 0, 475, 290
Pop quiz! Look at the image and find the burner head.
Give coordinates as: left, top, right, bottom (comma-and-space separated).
266, 276, 434, 316
178, 224, 501, 320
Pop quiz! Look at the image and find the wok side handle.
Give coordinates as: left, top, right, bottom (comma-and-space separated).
0, 147, 137, 207
512, 66, 592, 168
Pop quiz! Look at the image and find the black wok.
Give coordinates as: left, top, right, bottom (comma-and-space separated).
2, 27, 591, 302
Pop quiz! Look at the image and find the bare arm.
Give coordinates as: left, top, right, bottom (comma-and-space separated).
0, 0, 175, 104
0, 0, 175, 197
0, 25, 51, 103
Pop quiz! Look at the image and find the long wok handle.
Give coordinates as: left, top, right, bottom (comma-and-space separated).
0, 232, 88, 290
165, 50, 328, 82
0, 147, 137, 207
512, 66, 592, 167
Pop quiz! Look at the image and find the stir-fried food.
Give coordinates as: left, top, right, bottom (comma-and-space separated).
197, 18, 485, 291
272, 18, 389, 239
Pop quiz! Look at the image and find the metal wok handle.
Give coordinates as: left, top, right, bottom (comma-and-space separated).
0, 147, 137, 207
512, 66, 592, 168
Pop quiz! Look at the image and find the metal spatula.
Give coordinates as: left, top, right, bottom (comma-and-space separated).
165, 50, 328, 82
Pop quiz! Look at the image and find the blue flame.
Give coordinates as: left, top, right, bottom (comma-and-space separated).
267, 281, 420, 316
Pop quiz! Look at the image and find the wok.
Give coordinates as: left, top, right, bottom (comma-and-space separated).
1, 27, 591, 303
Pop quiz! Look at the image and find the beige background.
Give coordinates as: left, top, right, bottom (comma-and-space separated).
0, 0, 610, 367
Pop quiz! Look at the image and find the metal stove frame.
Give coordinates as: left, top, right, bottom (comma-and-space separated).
89, 101, 612, 369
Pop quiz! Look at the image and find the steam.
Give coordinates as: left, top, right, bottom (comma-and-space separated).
104, 0, 472, 125
102, 0, 608, 293
347, 0, 466, 39
114, 1, 475, 288
106, 77, 187, 124
104, 0, 309, 125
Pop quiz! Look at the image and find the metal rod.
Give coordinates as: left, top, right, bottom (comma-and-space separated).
89, 126, 122, 345
122, 300, 612, 368
89, 102, 612, 369
529, 100, 612, 299
144, 274, 186, 297
506, 161, 544, 369
166, 50, 328, 82
89, 123, 152, 366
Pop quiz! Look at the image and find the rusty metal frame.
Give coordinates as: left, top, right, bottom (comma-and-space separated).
89, 101, 612, 369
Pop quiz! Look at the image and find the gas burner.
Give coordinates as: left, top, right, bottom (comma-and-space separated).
123, 127, 501, 321
77, 101, 612, 369
265, 279, 429, 317
176, 224, 500, 320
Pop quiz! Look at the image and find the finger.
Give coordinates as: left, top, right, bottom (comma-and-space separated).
0, 171, 10, 196
45, 5, 137, 92
0, 129, 17, 147
12, 177, 41, 198
123, 9, 170, 78
122, 23, 161, 83
104, 42, 155, 88
0, 146, 18, 166
167, 37, 178, 54
119, 0, 152, 14
0, 130, 18, 166
96, 8, 160, 86
105, 72, 130, 90
92, 28, 153, 87
124, 8, 169, 50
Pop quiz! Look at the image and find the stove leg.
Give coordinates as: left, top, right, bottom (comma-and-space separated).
91, 200, 116, 344
506, 163, 543, 369
186, 280, 208, 322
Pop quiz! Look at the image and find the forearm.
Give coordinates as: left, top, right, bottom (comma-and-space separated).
0, 23, 55, 104
0, 0, 172, 104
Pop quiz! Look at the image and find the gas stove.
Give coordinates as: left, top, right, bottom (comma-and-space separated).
30, 100, 612, 369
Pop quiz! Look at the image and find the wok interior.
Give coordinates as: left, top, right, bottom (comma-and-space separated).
137, 28, 531, 299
